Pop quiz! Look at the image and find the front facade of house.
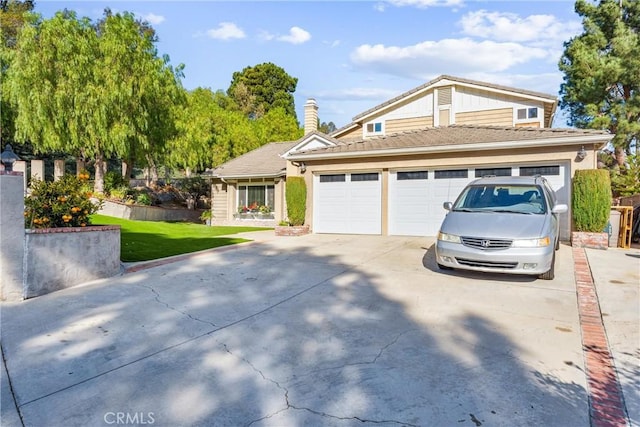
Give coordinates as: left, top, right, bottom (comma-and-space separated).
212, 75, 612, 238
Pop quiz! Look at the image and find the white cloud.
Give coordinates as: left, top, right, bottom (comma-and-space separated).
460, 10, 582, 45
374, 2, 387, 12
142, 13, 165, 25
350, 38, 549, 79
277, 26, 311, 45
258, 30, 275, 42
206, 22, 246, 40
316, 87, 401, 101
323, 39, 341, 48
387, 0, 464, 8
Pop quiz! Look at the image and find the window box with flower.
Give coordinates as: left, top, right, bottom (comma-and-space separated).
234, 203, 274, 220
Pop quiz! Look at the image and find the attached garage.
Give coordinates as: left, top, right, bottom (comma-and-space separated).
388, 163, 570, 239
313, 172, 381, 234
286, 125, 612, 239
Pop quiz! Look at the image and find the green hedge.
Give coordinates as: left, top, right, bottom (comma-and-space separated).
572, 169, 611, 232
285, 177, 307, 226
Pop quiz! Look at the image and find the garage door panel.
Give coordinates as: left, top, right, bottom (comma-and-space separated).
315, 174, 381, 235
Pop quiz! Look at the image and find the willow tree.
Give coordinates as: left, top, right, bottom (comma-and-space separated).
559, 0, 640, 166
7, 9, 184, 192
0, 0, 35, 150
168, 87, 218, 172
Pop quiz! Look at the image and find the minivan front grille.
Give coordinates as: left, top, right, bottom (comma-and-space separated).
461, 237, 512, 250
455, 258, 518, 269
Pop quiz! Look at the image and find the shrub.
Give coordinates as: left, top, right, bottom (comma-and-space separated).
136, 193, 152, 206
610, 154, 640, 197
104, 171, 128, 195
25, 175, 102, 228
286, 177, 306, 226
572, 169, 611, 232
109, 186, 131, 201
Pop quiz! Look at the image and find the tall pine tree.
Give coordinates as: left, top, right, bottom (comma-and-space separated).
559, 0, 640, 166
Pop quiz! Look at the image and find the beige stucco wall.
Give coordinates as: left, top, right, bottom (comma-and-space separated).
293, 143, 599, 233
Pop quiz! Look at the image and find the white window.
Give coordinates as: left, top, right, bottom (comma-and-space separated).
365, 122, 383, 135
516, 107, 539, 121
237, 184, 274, 210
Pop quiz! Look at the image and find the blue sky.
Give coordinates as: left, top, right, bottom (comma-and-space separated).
35, 1, 583, 128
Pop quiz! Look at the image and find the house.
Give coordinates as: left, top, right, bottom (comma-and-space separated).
211, 75, 613, 239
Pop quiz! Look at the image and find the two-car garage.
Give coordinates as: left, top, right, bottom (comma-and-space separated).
313, 163, 569, 238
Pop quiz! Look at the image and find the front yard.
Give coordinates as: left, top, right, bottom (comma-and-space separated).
91, 214, 271, 262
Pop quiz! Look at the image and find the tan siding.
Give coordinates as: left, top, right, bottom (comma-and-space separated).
211, 182, 229, 220
455, 108, 513, 126
335, 125, 362, 142
385, 116, 433, 134
515, 122, 540, 128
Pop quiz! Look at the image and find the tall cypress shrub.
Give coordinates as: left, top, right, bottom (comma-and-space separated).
286, 177, 306, 226
572, 169, 611, 232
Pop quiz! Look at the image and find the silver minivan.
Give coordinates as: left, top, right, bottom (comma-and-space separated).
435, 176, 567, 280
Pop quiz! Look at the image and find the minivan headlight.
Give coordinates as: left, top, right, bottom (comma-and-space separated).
438, 232, 461, 243
511, 236, 551, 248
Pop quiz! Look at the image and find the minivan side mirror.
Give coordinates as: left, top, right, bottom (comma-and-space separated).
552, 204, 568, 214
443, 202, 453, 211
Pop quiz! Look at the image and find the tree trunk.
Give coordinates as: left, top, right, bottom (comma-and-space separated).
615, 145, 626, 167
185, 167, 192, 178
94, 153, 106, 194
146, 154, 158, 187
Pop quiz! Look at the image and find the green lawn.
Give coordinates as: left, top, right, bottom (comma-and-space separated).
91, 214, 272, 262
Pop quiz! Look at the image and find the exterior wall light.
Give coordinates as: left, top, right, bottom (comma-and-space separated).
299, 162, 306, 173
1, 144, 20, 172
576, 146, 587, 161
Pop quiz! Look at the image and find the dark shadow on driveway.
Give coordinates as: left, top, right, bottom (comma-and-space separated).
2, 235, 588, 426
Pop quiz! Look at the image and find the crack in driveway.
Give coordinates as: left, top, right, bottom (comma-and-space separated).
240, 330, 418, 427
138, 283, 218, 328
15, 267, 349, 409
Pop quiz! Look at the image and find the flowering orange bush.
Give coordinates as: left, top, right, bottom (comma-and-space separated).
24, 175, 103, 228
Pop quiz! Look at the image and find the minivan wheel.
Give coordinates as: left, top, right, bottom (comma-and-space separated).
539, 253, 555, 280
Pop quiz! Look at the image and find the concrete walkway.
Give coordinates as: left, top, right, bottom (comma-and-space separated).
1, 232, 638, 427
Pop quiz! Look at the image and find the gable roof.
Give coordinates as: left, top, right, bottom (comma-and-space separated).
288, 125, 611, 160
331, 75, 559, 137
212, 141, 298, 179
282, 131, 345, 156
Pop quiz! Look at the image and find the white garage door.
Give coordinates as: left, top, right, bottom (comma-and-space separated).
388, 163, 570, 238
517, 164, 570, 240
389, 169, 472, 236
314, 172, 381, 234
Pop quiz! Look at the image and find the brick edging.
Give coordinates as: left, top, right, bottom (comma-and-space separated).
573, 247, 629, 427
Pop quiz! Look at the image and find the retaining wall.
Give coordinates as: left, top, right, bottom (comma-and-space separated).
99, 199, 201, 222
24, 226, 121, 298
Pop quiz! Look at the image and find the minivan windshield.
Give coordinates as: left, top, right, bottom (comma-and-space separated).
453, 184, 547, 214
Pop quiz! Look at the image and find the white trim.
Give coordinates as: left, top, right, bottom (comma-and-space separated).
354, 79, 557, 124
214, 172, 286, 180
283, 134, 338, 156
287, 134, 611, 161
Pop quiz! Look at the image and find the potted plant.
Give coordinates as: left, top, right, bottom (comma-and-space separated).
571, 169, 611, 249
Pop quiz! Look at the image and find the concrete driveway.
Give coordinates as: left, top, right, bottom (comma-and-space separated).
1, 232, 637, 426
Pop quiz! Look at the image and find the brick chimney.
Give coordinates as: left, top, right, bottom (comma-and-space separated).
304, 98, 318, 134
